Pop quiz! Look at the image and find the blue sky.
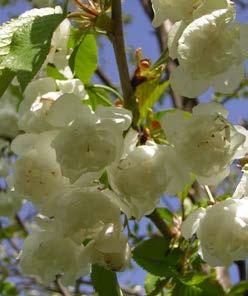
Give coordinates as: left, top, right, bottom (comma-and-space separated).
1, 0, 248, 290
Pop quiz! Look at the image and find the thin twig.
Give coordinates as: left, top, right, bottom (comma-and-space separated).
55, 275, 72, 296
109, 0, 133, 107
204, 185, 215, 204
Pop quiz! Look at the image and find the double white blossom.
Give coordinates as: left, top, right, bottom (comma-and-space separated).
11, 131, 69, 204
51, 106, 131, 183
152, 0, 248, 97
20, 230, 89, 285
181, 198, 248, 266
108, 130, 191, 218
83, 224, 131, 272
44, 187, 121, 240
152, 0, 230, 26
161, 103, 248, 185
18, 78, 87, 133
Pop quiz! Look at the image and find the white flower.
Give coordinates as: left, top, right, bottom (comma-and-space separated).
161, 103, 246, 185
20, 230, 88, 285
51, 107, 131, 183
233, 165, 248, 199
18, 78, 87, 133
151, 0, 230, 27
44, 18, 73, 79
45, 187, 121, 240
181, 198, 248, 266
107, 130, 191, 219
11, 131, 69, 204
84, 224, 131, 272
170, 7, 248, 97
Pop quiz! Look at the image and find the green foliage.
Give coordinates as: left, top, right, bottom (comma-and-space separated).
69, 33, 98, 84
170, 274, 226, 296
0, 68, 15, 97
0, 224, 25, 239
86, 84, 113, 110
132, 236, 181, 277
91, 264, 123, 296
0, 10, 64, 92
156, 208, 174, 227
136, 79, 169, 120
0, 282, 18, 296
228, 281, 248, 295
46, 63, 67, 80
145, 273, 165, 296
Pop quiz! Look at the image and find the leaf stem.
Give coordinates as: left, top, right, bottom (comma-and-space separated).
91, 83, 123, 101
109, 0, 133, 107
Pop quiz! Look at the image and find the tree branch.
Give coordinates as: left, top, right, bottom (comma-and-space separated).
147, 209, 173, 237
55, 275, 72, 296
109, 0, 133, 107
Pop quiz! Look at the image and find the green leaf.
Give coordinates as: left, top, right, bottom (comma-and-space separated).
156, 208, 174, 226
0, 68, 15, 97
132, 236, 178, 277
0, 9, 64, 90
86, 85, 112, 110
151, 49, 169, 70
228, 280, 248, 295
172, 275, 226, 296
47, 63, 67, 80
70, 33, 98, 83
136, 79, 169, 120
0, 282, 18, 296
91, 264, 122, 296
145, 273, 165, 296
67, 27, 85, 49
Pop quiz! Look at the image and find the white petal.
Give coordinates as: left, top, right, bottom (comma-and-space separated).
239, 23, 248, 57
170, 66, 209, 98
233, 168, 248, 199
233, 125, 248, 159
193, 102, 229, 118
198, 245, 224, 267
212, 64, 245, 94
197, 166, 230, 186
47, 94, 93, 127
181, 208, 206, 239
95, 106, 132, 131
11, 133, 39, 156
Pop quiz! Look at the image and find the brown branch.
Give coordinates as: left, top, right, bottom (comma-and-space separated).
55, 275, 72, 296
109, 0, 133, 107
147, 209, 173, 237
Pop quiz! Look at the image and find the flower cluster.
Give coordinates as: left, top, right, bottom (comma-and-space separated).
182, 166, 248, 266
11, 79, 134, 283
161, 102, 248, 185
152, 0, 248, 97
1, 2, 248, 285
4, 18, 134, 284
